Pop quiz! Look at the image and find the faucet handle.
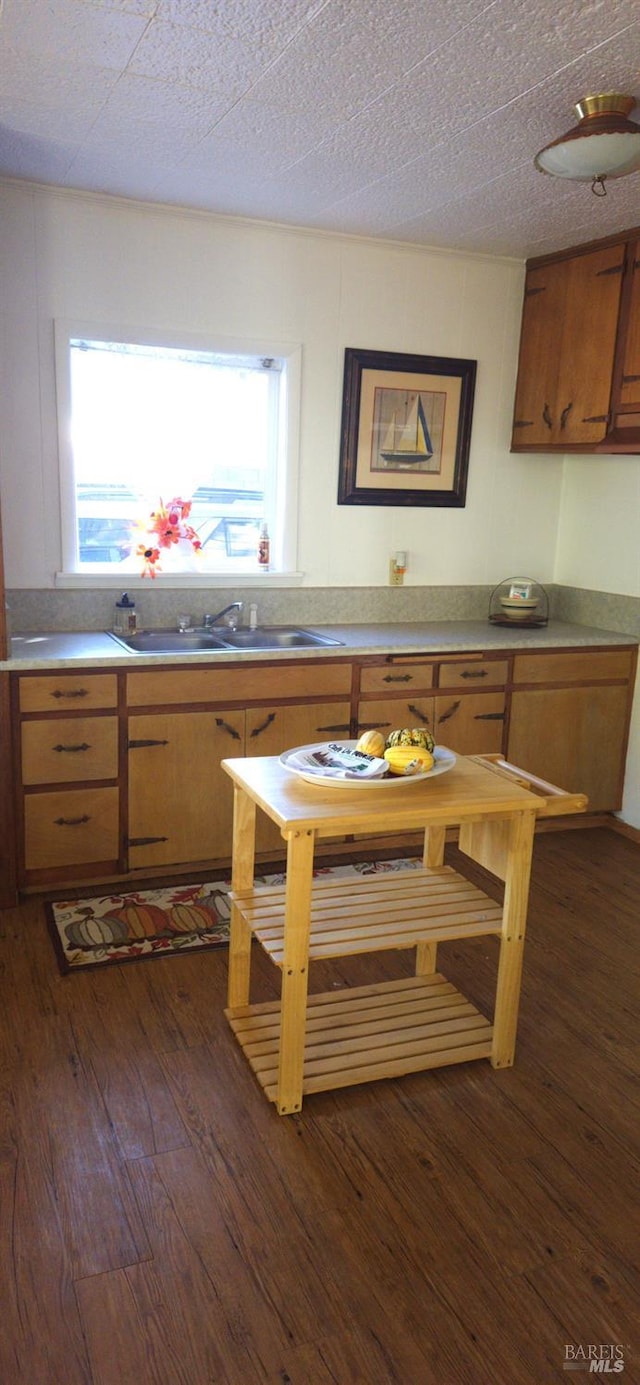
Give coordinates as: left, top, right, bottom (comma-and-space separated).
202, 613, 215, 629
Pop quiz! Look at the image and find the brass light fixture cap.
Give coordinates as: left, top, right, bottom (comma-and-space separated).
574, 94, 637, 121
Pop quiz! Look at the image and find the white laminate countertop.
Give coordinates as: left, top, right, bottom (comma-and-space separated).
3, 620, 638, 671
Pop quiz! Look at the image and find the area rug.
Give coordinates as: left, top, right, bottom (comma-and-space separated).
47, 858, 421, 973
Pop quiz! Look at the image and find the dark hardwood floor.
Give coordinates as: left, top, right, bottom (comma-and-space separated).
0, 827, 638, 1384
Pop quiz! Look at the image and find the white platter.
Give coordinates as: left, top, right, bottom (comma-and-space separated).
279, 741, 456, 789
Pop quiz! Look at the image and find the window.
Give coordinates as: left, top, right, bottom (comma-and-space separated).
55, 323, 300, 579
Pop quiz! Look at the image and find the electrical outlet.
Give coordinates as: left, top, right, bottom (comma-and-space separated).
389, 559, 404, 586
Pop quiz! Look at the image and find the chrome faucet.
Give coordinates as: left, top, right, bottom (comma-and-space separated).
202, 601, 244, 630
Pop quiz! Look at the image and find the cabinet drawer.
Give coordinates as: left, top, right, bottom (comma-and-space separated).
24, 787, 119, 870
127, 661, 352, 707
359, 661, 435, 694
21, 716, 118, 785
513, 650, 634, 685
438, 659, 508, 689
19, 673, 117, 713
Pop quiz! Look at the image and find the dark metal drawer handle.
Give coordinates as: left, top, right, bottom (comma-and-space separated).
50, 688, 89, 699
382, 674, 413, 683
215, 718, 241, 740
128, 835, 169, 847
249, 713, 276, 738
128, 738, 169, 749
407, 704, 432, 724
54, 814, 90, 827
437, 701, 460, 724
459, 669, 488, 680
52, 742, 90, 753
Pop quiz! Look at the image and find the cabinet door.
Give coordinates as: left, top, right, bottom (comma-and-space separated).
434, 693, 506, 754
246, 701, 352, 854
512, 245, 625, 449
508, 685, 630, 812
356, 695, 435, 740
618, 240, 640, 409
512, 260, 567, 447
127, 710, 244, 868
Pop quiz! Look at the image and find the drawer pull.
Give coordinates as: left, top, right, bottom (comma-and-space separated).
215, 718, 241, 741
128, 738, 169, 749
475, 711, 505, 721
459, 669, 488, 680
50, 688, 89, 700
250, 713, 276, 739
52, 742, 90, 753
437, 700, 461, 724
382, 674, 413, 683
54, 814, 90, 827
407, 704, 432, 724
128, 836, 169, 847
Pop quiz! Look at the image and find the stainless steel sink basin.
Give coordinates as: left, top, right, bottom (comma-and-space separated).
108, 630, 232, 653
220, 626, 343, 650
107, 626, 343, 654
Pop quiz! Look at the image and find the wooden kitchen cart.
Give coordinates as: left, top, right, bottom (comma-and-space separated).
222, 752, 586, 1114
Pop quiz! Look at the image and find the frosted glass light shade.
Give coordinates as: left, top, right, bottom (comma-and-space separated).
535, 94, 640, 182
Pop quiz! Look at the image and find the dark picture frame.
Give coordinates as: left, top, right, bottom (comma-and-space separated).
337, 347, 477, 507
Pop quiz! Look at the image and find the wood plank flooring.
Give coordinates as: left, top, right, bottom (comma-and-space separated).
0, 827, 638, 1384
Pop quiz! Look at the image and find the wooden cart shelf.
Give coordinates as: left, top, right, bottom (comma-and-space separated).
230, 865, 503, 965
226, 973, 493, 1104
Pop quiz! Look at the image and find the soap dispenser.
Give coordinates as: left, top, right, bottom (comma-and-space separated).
113, 592, 137, 634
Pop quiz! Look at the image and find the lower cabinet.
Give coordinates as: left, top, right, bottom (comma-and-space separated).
127, 700, 352, 868
509, 684, 631, 812
357, 692, 506, 755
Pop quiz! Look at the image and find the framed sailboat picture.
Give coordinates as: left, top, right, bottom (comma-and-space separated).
337, 347, 477, 507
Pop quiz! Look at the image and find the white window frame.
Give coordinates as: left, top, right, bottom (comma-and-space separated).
53, 319, 302, 588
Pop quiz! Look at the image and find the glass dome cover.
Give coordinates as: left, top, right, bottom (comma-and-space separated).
488, 577, 549, 627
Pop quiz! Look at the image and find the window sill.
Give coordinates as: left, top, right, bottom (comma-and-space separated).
54, 570, 305, 589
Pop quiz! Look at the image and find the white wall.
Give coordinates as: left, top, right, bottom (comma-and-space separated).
0, 180, 564, 590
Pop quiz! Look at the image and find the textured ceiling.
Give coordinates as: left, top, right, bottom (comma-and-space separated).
1, 0, 639, 259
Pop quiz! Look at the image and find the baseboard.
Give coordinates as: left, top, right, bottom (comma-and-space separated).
608, 817, 640, 845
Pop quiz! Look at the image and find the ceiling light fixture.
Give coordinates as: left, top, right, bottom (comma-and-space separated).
534, 93, 640, 197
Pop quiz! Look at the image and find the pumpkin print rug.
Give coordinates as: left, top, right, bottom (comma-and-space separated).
47, 858, 420, 973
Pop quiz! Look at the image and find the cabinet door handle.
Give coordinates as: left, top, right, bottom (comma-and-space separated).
54, 814, 90, 827
382, 673, 413, 683
512, 419, 534, 429
316, 722, 352, 733
622, 374, 640, 384
582, 414, 608, 423
52, 742, 91, 753
128, 738, 169, 749
458, 669, 488, 680
475, 711, 505, 721
542, 404, 553, 430
437, 701, 460, 724
407, 704, 432, 724
50, 688, 89, 699
215, 718, 241, 740
357, 721, 392, 732
249, 713, 276, 739
560, 402, 573, 430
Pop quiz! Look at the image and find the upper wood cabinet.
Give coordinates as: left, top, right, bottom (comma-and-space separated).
511, 226, 640, 454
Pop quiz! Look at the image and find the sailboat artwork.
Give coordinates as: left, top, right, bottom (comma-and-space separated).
380, 393, 434, 466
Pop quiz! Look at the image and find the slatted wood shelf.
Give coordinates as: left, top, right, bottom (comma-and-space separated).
230, 866, 503, 965
225, 973, 493, 1102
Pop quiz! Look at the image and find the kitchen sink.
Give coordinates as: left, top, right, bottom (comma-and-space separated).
107, 626, 343, 654
108, 630, 232, 653
220, 626, 343, 650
